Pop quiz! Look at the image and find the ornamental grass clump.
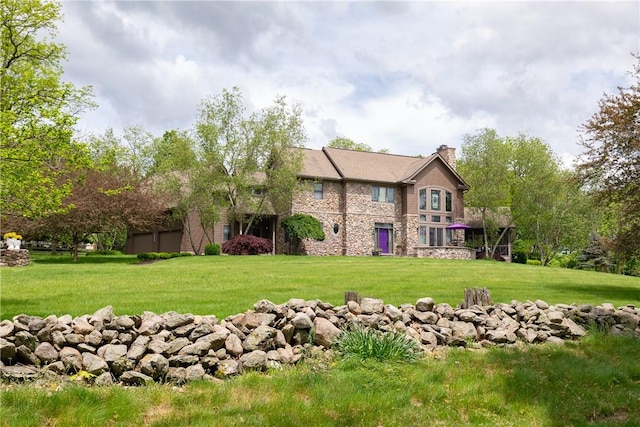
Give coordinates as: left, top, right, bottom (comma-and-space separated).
334, 326, 422, 363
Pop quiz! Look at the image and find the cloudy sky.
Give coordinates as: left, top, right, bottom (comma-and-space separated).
57, 1, 639, 164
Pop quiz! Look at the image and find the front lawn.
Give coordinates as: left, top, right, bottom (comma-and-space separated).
1, 255, 638, 320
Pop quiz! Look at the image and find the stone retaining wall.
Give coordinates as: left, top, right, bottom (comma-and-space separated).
415, 246, 475, 260
0, 249, 30, 267
1, 297, 638, 385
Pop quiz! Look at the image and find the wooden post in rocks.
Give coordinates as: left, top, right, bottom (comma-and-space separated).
462, 287, 493, 308
344, 291, 360, 305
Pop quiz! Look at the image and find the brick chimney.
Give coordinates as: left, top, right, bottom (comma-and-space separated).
437, 145, 456, 170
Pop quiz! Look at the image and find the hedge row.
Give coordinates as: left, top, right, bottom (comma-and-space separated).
136, 252, 194, 261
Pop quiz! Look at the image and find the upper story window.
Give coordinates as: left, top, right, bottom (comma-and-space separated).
418, 187, 454, 247
313, 182, 323, 200
372, 185, 394, 203
419, 188, 453, 212
431, 190, 441, 210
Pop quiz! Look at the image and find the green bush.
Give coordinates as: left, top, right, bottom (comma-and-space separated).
334, 326, 422, 362
526, 259, 542, 266
136, 252, 192, 261
205, 243, 221, 256
512, 250, 527, 264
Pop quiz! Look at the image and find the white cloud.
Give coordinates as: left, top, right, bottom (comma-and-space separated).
57, 1, 639, 160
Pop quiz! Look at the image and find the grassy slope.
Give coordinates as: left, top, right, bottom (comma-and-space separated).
1, 255, 639, 426
1, 255, 638, 320
2, 333, 639, 426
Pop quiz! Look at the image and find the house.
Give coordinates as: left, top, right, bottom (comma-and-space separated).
126, 145, 475, 259
463, 207, 515, 261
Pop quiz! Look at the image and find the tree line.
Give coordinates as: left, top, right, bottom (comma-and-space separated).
1, 0, 638, 272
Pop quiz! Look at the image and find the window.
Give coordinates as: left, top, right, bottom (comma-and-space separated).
372, 185, 394, 203
418, 187, 454, 247
431, 190, 441, 210
429, 227, 443, 246
419, 226, 427, 244
251, 187, 263, 196
419, 189, 427, 210
313, 182, 323, 199
223, 225, 231, 242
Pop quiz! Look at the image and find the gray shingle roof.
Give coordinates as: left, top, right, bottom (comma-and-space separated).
323, 147, 433, 183
296, 146, 468, 188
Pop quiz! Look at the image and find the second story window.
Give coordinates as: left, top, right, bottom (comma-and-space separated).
372, 185, 394, 203
431, 190, 441, 210
313, 182, 323, 199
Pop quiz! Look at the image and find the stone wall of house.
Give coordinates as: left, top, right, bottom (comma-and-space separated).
290, 180, 345, 256
0, 249, 30, 267
415, 247, 475, 260
343, 182, 400, 256
1, 298, 637, 385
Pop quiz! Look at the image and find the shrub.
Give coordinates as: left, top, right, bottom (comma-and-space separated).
512, 250, 527, 264
222, 235, 272, 255
136, 252, 192, 261
334, 326, 422, 363
526, 259, 541, 266
205, 243, 221, 256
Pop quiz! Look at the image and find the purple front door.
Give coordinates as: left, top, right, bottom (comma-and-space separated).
378, 229, 389, 254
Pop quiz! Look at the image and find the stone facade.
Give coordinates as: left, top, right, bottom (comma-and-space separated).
289, 147, 470, 259
415, 247, 475, 260
0, 249, 30, 267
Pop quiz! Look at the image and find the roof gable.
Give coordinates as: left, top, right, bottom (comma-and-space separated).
405, 153, 469, 189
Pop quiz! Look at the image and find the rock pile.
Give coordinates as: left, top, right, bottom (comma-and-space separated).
0, 249, 30, 267
1, 298, 638, 385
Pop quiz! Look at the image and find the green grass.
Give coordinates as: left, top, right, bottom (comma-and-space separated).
334, 327, 422, 362
2, 333, 639, 426
1, 255, 639, 426
1, 255, 638, 320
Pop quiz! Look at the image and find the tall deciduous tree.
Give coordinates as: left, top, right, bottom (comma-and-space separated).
577, 56, 640, 262
20, 166, 169, 261
458, 129, 513, 258
1, 0, 94, 219
509, 135, 593, 266
327, 137, 389, 153
195, 87, 306, 234
150, 129, 225, 253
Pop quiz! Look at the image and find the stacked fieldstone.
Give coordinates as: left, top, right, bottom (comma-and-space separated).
0, 298, 638, 385
0, 249, 30, 267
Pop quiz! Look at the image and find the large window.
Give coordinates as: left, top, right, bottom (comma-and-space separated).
223, 224, 231, 242
313, 182, 323, 200
431, 190, 441, 210
419, 189, 427, 210
372, 185, 394, 203
418, 187, 454, 247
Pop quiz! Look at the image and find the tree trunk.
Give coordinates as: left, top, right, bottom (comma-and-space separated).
481, 209, 490, 258
72, 232, 80, 262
